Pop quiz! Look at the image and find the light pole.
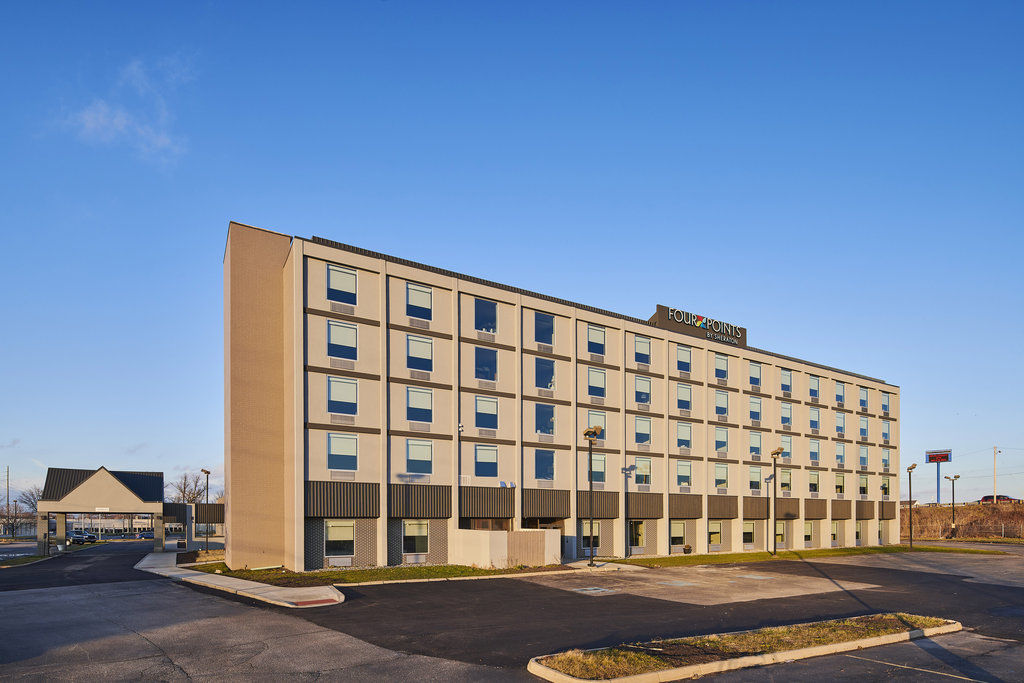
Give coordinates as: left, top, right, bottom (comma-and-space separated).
200, 468, 211, 552
769, 446, 783, 555
944, 474, 960, 537
906, 463, 917, 549
583, 425, 603, 567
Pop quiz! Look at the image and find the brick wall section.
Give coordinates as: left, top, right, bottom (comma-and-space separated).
387, 519, 403, 566
353, 518, 377, 567
427, 519, 448, 564
304, 518, 324, 571
577, 519, 614, 556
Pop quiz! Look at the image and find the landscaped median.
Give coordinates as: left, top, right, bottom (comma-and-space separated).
529, 613, 961, 682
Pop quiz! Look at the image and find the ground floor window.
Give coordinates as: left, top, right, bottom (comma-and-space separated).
831, 521, 838, 541
775, 521, 785, 545
708, 521, 722, 545
804, 521, 813, 543
670, 520, 686, 546
403, 520, 428, 554
628, 520, 645, 547
459, 517, 510, 531
743, 521, 755, 544
325, 519, 354, 556
581, 520, 600, 552
855, 521, 862, 542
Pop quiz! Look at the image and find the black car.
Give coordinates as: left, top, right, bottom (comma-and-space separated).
68, 531, 98, 544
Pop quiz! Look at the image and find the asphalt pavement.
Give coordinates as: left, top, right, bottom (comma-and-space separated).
0, 540, 159, 591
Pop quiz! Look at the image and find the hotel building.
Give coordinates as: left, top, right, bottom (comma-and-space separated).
224, 222, 900, 571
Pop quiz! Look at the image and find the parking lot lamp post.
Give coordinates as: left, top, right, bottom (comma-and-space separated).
906, 463, 917, 549
583, 426, 603, 567
769, 447, 784, 555
944, 474, 960, 537
201, 468, 211, 552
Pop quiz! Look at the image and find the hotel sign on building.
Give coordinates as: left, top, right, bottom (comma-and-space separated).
649, 304, 748, 348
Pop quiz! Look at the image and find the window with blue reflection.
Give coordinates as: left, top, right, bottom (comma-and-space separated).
635, 376, 651, 404
406, 387, 432, 422
715, 354, 728, 379
406, 282, 432, 320
535, 450, 554, 480
677, 345, 691, 372
327, 377, 357, 415
780, 369, 792, 393
676, 460, 692, 486
635, 457, 651, 485
587, 325, 605, 355
326, 265, 356, 304
715, 390, 728, 416
587, 367, 606, 398
810, 408, 820, 430
475, 445, 498, 477
749, 431, 762, 455
677, 422, 691, 448
635, 336, 651, 365
406, 439, 432, 474
407, 335, 432, 371
535, 403, 555, 435
809, 376, 820, 399
475, 396, 498, 429
677, 384, 691, 410
535, 312, 554, 345
749, 397, 761, 421
715, 427, 728, 452
635, 417, 651, 444
327, 321, 357, 360
475, 298, 497, 333
535, 357, 555, 390
475, 347, 497, 381
328, 433, 358, 471
589, 453, 606, 483
780, 435, 792, 459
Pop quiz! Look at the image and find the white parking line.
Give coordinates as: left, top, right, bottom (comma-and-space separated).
843, 654, 984, 681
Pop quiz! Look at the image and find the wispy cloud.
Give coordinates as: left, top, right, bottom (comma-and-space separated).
124, 442, 149, 455
0, 438, 20, 449
64, 54, 195, 163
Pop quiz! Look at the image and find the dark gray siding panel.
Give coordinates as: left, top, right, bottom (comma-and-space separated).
804, 499, 828, 520
306, 481, 380, 518
627, 492, 663, 519
879, 501, 896, 520
577, 491, 619, 519
856, 500, 876, 520
669, 494, 702, 519
459, 486, 515, 518
196, 503, 224, 524
743, 496, 768, 520
523, 489, 570, 518
388, 484, 451, 518
832, 499, 852, 520
162, 502, 189, 524
775, 498, 800, 520
708, 495, 738, 519
304, 518, 324, 571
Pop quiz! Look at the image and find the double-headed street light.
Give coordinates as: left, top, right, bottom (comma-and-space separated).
769, 446, 784, 555
582, 426, 604, 567
944, 473, 960, 537
906, 463, 917, 549
200, 468, 211, 552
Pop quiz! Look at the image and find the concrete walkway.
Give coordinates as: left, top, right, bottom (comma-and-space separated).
135, 552, 344, 608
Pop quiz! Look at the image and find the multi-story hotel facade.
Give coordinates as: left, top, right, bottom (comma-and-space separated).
224, 222, 900, 571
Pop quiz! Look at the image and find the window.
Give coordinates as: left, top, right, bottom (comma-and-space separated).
859, 387, 869, 410
743, 521, 755, 544
810, 439, 820, 461
535, 357, 555, 390
809, 376, 820, 399
406, 282, 432, 320
831, 521, 839, 541
715, 390, 728, 417
671, 520, 686, 546
836, 474, 845, 494
535, 450, 554, 480
780, 435, 792, 459
587, 325, 605, 355
407, 387, 432, 423
407, 334, 432, 371
587, 367, 606, 398
882, 477, 891, 496
708, 521, 723, 545
781, 402, 792, 426
634, 336, 651, 365
836, 412, 845, 434
402, 520, 428, 554
588, 410, 607, 441
882, 421, 891, 440
856, 522, 862, 542
882, 448, 891, 468
677, 422, 692, 448
859, 446, 869, 469
881, 392, 890, 413
809, 407, 820, 430
406, 439, 432, 474
325, 520, 354, 557
535, 403, 555, 435
776, 521, 785, 545
535, 311, 554, 345
327, 321, 357, 360
677, 345, 691, 372
635, 457, 651, 485
327, 377, 357, 415
780, 369, 792, 393
749, 361, 761, 386
715, 354, 728, 379
836, 382, 846, 403
676, 459, 692, 486
589, 453, 606, 483
475, 298, 497, 333
629, 520, 645, 547
715, 427, 728, 452
635, 417, 651, 444
475, 347, 497, 381
677, 384, 692, 410
327, 433, 357, 471
809, 471, 820, 493
749, 466, 762, 491
326, 264, 356, 304
475, 445, 498, 477
804, 522, 813, 543
780, 469, 792, 492
749, 396, 761, 421
715, 463, 728, 488
859, 475, 869, 495
749, 430, 762, 456
581, 520, 600, 551
836, 442, 846, 466
475, 396, 498, 429
635, 376, 652, 404
859, 416, 868, 439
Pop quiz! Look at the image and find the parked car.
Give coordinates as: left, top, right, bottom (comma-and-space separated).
136, 531, 154, 539
68, 532, 97, 544
980, 495, 1020, 503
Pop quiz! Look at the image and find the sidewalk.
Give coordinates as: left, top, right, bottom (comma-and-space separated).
134, 552, 345, 608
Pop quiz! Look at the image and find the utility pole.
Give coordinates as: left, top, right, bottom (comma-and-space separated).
993, 446, 1001, 503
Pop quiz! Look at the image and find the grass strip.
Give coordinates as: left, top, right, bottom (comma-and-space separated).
541, 613, 949, 680
612, 544, 1004, 568
189, 561, 570, 586
0, 555, 48, 567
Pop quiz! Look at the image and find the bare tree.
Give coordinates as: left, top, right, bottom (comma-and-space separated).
165, 472, 206, 504
17, 485, 43, 513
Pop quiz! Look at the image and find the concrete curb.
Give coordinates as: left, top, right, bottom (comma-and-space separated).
333, 562, 636, 588
526, 619, 963, 682
134, 553, 344, 609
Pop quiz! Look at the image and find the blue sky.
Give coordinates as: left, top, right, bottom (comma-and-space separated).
1, 2, 1021, 503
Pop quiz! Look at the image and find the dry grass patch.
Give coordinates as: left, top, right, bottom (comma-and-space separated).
540, 613, 950, 680
190, 561, 570, 586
